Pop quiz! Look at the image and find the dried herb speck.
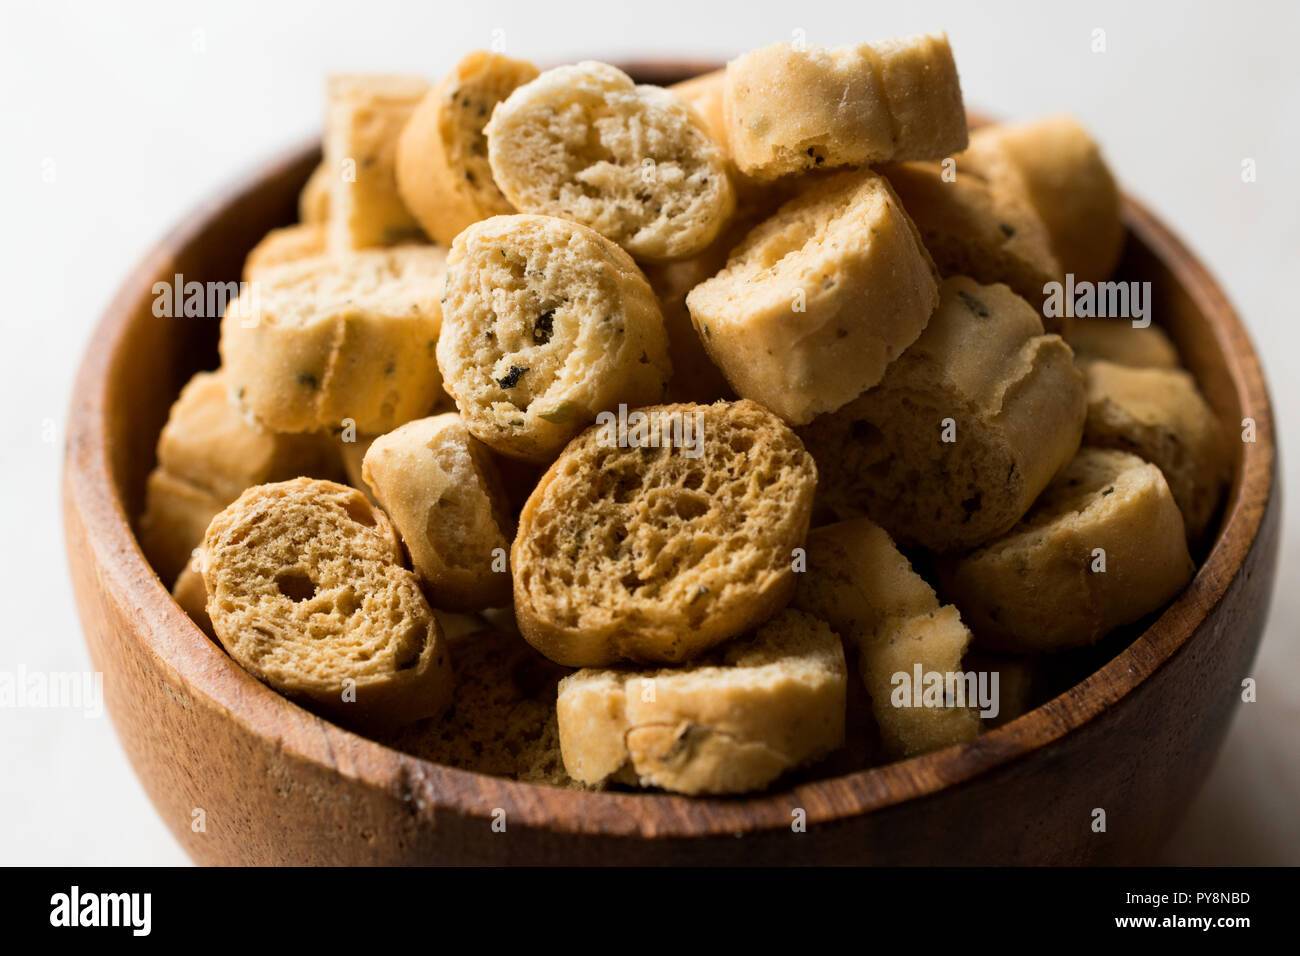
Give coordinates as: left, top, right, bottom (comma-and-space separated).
498, 365, 527, 388
533, 309, 555, 344
957, 290, 990, 318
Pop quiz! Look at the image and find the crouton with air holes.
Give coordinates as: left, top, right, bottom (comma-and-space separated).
686, 168, 939, 425
512, 399, 818, 667
723, 33, 967, 179
800, 276, 1085, 552
939, 448, 1195, 653
793, 518, 981, 758
556, 610, 846, 794
221, 245, 447, 435
201, 478, 453, 732
324, 74, 429, 250
485, 61, 735, 261
396, 51, 540, 246
1081, 359, 1230, 544
361, 413, 515, 611
435, 214, 671, 462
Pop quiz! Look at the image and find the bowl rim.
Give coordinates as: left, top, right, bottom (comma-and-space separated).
64, 120, 1277, 843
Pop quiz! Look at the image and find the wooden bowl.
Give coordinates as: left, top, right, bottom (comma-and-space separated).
63, 63, 1280, 865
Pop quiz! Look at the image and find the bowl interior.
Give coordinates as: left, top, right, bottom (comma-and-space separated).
78, 65, 1272, 835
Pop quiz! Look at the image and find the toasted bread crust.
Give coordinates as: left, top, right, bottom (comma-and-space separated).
939, 448, 1195, 652
221, 246, 447, 434
512, 399, 817, 666
962, 116, 1124, 283
138, 370, 340, 583
687, 169, 939, 424
802, 277, 1085, 551
324, 74, 429, 250
202, 478, 453, 731
557, 610, 846, 793
1082, 360, 1229, 544
436, 214, 671, 461
362, 413, 515, 610
396, 51, 540, 246
723, 34, 967, 179
882, 160, 1064, 326
486, 62, 736, 261
795, 519, 981, 757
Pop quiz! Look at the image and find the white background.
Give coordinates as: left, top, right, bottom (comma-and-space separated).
1, 0, 1296, 865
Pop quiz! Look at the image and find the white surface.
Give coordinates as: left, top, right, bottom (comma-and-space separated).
1, 0, 1295, 866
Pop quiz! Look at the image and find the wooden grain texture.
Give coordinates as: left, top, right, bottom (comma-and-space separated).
62, 64, 1279, 865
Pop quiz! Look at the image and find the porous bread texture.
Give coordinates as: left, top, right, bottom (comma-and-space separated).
800, 276, 1085, 552
172, 561, 214, 637
1067, 318, 1180, 369
512, 399, 818, 667
324, 74, 429, 251
435, 214, 671, 461
686, 168, 939, 425
299, 162, 331, 224
723, 33, 967, 180
962, 116, 1124, 283
881, 159, 1065, 327
361, 413, 515, 610
1082, 359, 1229, 544
556, 609, 846, 794
939, 448, 1195, 652
137, 369, 340, 583
381, 628, 577, 787
243, 223, 328, 282
396, 51, 539, 246
221, 245, 447, 435
485, 61, 736, 261
201, 478, 453, 732
793, 518, 981, 758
